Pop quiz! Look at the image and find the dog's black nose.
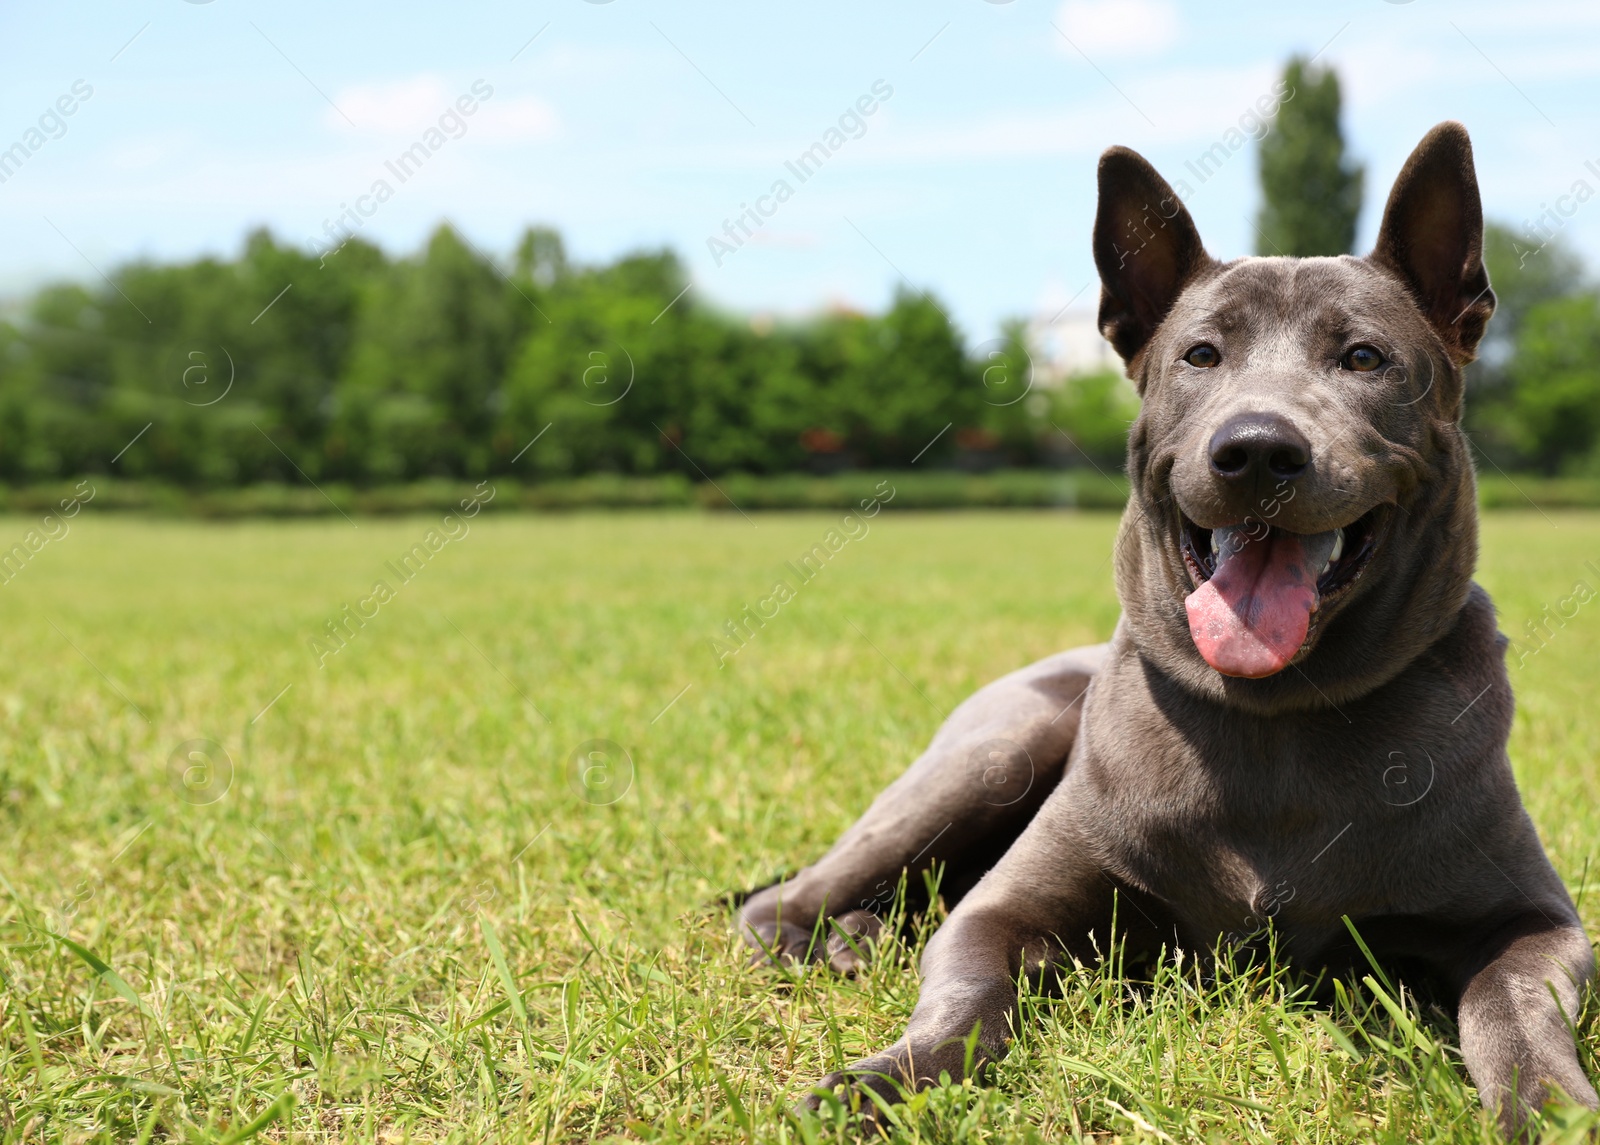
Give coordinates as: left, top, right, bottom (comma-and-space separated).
1208, 414, 1311, 482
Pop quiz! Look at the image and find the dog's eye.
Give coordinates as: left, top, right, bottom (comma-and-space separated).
1184, 344, 1220, 368
1343, 345, 1384, 372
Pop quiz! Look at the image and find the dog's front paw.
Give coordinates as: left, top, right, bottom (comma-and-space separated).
737, 879, 822, 966
823, 909, 884, 975
739, 882, 883, 972
799, 1052, 911, 1124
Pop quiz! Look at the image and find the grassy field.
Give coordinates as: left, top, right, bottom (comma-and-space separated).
1, 508, 1597, 1143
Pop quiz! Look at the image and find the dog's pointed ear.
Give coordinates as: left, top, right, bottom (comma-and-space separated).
1093, 146, 1210, 369
1369, 122, 1494, 364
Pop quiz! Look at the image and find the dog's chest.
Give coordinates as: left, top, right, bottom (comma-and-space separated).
1076, 622, 1514, 950
1115, 798, 1360, 942
1082, 731, 1442, 946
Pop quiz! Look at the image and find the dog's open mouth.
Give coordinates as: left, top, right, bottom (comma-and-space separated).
1177, 509, 1383, 678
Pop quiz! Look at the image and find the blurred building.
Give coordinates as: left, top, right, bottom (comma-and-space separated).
1027, 308, 1122, 386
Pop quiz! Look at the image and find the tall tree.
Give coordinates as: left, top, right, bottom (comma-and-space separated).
1256, 58, 1364, 256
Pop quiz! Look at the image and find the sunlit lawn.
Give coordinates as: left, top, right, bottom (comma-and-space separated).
1, 508, 1596, 1142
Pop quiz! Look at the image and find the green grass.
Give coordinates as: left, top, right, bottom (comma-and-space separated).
1, 509, 1597, 1143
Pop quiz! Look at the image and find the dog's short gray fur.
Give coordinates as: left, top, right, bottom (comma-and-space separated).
738, 122, 1597, 1138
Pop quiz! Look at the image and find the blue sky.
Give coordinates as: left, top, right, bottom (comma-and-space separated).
2, 0, 1599, 343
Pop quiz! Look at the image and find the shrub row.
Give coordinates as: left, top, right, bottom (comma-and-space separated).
4, 471, 1595, 519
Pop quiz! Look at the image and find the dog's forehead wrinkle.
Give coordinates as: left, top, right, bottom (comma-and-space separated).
1179, 262, 1317, 343
1171, 257, 1433, 366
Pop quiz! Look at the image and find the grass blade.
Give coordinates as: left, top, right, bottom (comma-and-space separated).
38, 928, 151, 1017
481, 919, 528, 1026
1314, 1013, 1364, 1061
1340, 915, 1396, 996
1362, 975, 1436, 1056
219, 1091, 296, 1144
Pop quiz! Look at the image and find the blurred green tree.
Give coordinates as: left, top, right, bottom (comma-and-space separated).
0, 220, 1088, 485
1256, 58, 1364, 257
1495, 292, 1600, 473
1049, 369, 1141, 471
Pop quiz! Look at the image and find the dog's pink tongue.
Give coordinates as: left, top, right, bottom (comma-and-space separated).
1185, 527, 1320, 678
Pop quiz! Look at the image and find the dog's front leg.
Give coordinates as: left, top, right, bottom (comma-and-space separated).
1458, 918, 1597, 1139
803, 904, 1046, 1115
804, 799, 1119, 1117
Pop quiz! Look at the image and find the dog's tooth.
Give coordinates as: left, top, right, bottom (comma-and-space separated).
1319, 528, 1345, 578
1209, 531, 1219, 557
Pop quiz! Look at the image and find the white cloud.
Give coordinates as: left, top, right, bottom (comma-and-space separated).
1329, 43, 1444, 113
534, 42, 653, 80
327, 75, 453, 134
1053, 0, 1179, 59
322, 76, 559, 143
868, 107, 1102, 163
473, 95, 560, 143
1447, 0, 1600, 33
105, 132, 195, 173
858, 62, 1287, 165
1120, 62, 1289, 142
741, 228, 818, 250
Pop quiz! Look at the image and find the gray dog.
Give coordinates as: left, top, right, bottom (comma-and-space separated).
738, 122, 1597, 1138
